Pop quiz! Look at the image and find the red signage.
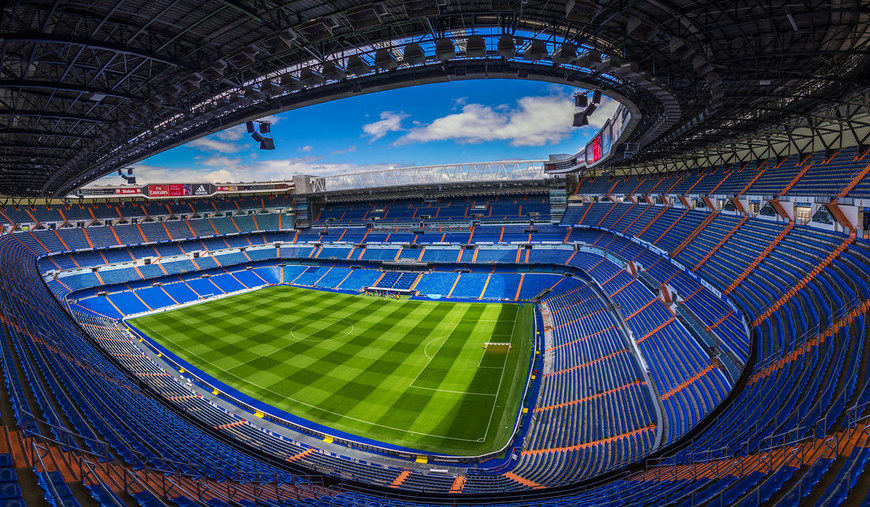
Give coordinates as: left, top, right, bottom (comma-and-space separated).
585, 135, 603, 165
147, 184, 169, 197
115, 187, 141, 195
169, 184, 192, 197
216, 185, 236, 192
147, 184, 193, 197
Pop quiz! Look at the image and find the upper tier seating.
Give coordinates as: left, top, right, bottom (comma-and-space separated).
313, 193, 551, 226
573, 146, 870, 199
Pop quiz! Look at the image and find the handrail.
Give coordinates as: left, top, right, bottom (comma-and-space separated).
79, 458, 127, 507
642, 304, 867, 472
20, 408, 318, 503
30, 440, 66, 505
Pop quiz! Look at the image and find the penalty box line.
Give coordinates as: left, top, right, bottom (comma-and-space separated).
408, 318, 506, 397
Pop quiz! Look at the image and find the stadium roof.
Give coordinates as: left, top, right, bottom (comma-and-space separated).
2, 1, 869, 196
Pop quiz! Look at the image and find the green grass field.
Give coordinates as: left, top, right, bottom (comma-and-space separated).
129, 285, 534, 455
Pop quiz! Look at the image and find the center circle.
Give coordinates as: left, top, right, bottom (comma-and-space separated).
289, 317, 355, 342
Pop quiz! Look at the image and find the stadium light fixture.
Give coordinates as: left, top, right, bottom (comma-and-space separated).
497, 34, 516, 58
574, 93, 588, 108
592, 89, 602, 104
435, 39, 456, 60
374, 48, 399, 70
523, 40, 548, 61
346, 55, 371, 75
300, 67, 325, 87
403, 43, 426, 65
322, 61, 346, 80
585, 103, 597, 116
552, 43, 577, 65
465, 35, 487, 57
279, 73, 301, 91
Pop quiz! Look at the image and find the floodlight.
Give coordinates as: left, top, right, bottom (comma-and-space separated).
403, 43, 426, 65
374, 49, 398, 70
552, 43, 577, 64
523, 40, 548, 60
465, 35, 486, 57
497, 34, 516, 58
435, 39, 456, 60
346, 55, 371, 75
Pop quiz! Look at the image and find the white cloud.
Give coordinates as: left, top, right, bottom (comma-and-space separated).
88, 157, 401, 187
329, 145, 357, 155
395, 92, 620, 148
214, 125, 246, 141
90, 164, 236, 185
299, 145, 313, 153
362, 111, 408, 141
188, 137, 243, 153
199, 155, 240, 167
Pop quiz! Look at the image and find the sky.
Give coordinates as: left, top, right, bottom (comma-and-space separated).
92, 79, 619, 186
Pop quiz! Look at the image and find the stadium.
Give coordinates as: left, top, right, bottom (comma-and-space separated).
1, 1, 870, 506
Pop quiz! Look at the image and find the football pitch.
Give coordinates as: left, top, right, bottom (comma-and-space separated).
128, 285, 534, 455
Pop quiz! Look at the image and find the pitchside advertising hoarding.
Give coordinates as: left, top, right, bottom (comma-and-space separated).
146, 184, 213, 197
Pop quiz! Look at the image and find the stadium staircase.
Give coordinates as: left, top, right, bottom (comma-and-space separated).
723, 221, 794, 295
692, 215, 748, 271
780, 162, 814, 196
838, 161, 870, 198
752, 231, 856, 327
634, 206, 669, 237
669, 210, 718, 257
652, 208, 690, 245
740, 160, 769, 194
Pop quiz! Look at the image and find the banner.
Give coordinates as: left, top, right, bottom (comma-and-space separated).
192, 184, 212, 196
115, 187, 141, 195
147, 184, 169, 197
585, 135, 602, 165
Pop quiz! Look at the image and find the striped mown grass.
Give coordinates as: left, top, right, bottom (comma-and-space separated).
129, 285, 534, 455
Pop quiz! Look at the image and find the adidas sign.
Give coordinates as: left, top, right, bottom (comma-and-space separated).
194, 185, 208, 196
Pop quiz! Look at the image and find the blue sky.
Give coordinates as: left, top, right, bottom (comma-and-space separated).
93, 79, 618, 186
